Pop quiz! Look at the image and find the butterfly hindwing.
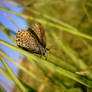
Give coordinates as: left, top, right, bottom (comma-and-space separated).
16, 30, 40, 54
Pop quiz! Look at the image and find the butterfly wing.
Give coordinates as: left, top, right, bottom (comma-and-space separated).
16, 30, 40, 53
28, 23, 46, 48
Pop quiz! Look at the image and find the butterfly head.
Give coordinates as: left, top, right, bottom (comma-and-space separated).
40, 47, 49, 55
46, 48, 49, 53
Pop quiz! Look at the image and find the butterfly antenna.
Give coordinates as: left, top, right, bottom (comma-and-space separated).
4, 14, 20, 30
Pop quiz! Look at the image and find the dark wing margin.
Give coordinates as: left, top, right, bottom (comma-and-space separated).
27, 23, 46, 48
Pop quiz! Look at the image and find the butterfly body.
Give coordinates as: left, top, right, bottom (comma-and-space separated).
16, 23, 49, 55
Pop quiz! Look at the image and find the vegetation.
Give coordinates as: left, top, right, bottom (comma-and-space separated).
0, 0, 92, 92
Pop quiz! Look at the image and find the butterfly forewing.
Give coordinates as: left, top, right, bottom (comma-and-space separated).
28, 23, 46, 48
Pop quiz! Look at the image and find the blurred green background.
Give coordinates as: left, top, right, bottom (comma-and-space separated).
0, 0, 92, 92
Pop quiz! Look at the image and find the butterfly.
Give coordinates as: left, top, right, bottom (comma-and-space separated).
16, 23, 49, 55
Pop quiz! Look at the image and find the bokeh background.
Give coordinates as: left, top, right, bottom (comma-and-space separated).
0, 0, 92, 92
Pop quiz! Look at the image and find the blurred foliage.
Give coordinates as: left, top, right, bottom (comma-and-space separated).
0, 0, 92, 92
0, 86, 6, 92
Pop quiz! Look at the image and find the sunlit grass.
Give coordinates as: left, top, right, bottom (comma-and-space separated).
0, 0, 92, 92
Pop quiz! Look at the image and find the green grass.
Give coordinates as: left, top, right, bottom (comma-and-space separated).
0, 0, 92, 92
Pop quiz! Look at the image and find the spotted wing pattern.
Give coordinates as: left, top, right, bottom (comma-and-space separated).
28, 23, 46, 48
16, 30, 40, 53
